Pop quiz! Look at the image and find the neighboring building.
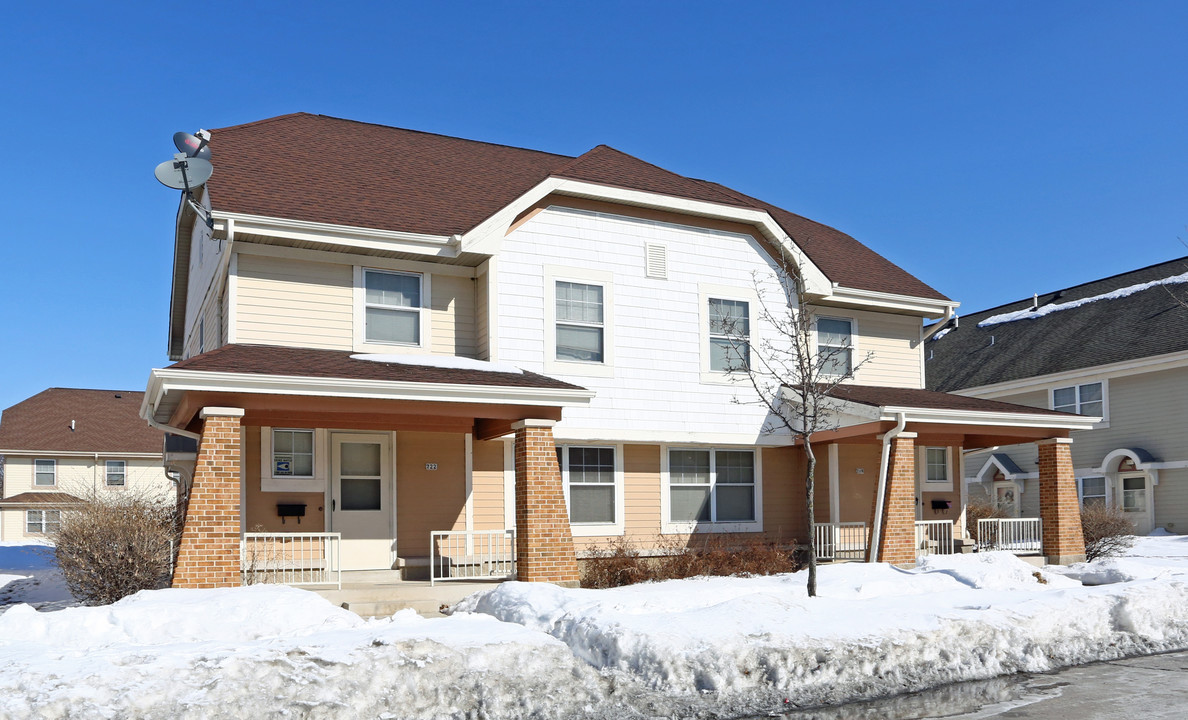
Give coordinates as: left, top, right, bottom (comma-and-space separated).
0, 389, 176, 541
927, 257, 1188, 534
144, 113, 1094, 589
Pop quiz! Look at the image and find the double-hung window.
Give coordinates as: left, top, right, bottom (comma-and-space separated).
925, 448, 948, 483
559, 446, 616, 525
1052, 382, 1104, 419
272, 429, 315, 478
708, 298, 750, 372
364, 269, 422, 345
818, 318, 854, 376
34, 459, 56, 487
1080, 476, 1107, 507
668, 448, 757, 526
555, 281, 604, 363
105, 460, 126, 487
26, 509, 61, 534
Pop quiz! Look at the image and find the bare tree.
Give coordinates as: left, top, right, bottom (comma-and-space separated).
718, 257, 870, 596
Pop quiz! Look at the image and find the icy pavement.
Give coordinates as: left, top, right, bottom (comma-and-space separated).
0, 541, 76, 611
0, 537, 1185, 718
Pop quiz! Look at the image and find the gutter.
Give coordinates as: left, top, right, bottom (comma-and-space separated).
144, 415, 202, 442
922, 304, 957, 340
869, 412, 907, 563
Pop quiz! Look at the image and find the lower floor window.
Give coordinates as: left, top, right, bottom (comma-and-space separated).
1122, 476, 1146, 512
669, 448, 755, 524
559, 446, 616, 524
1080, 476, 1107, 507
26, 509, 61, 534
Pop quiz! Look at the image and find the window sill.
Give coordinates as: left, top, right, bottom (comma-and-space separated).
571, 522, 624, 537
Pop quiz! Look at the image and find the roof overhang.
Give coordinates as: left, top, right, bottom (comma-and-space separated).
0, 449, 161, 459
142, 367, 596, 426
210, 211, 461, 258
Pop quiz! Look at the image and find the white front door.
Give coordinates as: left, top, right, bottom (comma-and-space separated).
330, 433, 393, 570
1119, 474, 1152, 535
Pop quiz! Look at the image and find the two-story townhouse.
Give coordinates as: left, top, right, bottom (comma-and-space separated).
143, 113, 1095, 589
0, 388, 177, 541
927, 257, 1188, 535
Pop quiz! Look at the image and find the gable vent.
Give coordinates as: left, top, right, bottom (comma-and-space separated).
645, 243, 668, 280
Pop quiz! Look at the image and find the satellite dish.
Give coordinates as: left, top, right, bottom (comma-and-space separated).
173, 131, 212, 161
154, 154, 213, 190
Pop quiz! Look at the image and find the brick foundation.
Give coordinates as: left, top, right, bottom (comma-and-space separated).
513, 421, 580, 585
868, 433, 917, 566
172, 408, 244, 589
1037, 438, 1086, 564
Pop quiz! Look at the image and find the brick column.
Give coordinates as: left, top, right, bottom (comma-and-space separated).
172, 407, 244, 589
513, 420, 580, 586
1037, 438, 1086, 564
868, 432, 917, 566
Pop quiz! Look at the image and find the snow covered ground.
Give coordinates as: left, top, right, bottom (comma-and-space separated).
0, 535, 1185, 719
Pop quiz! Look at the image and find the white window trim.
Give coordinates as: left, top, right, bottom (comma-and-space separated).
558, 443, 625, 537
1050, 379, 1110, 428
1118, 473, 1151, 515
919, 446, 954, 491
26, 509, 60, 535
105, 460, 126, 487
660, 445, 764, 534
261, 427, 327, 493
1077, 475, 1109, 507
352, 266, 433, 354
33, 458, 56, 487
544, 266, 615, 378
813, 315, 859, 380
698, 284, 759, 385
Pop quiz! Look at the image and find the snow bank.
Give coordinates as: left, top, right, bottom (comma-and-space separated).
0, 575, 26, 592
916, 551, 1080, 590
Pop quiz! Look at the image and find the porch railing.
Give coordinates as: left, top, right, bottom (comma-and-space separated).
241, 532, 341, 589
812, 522, 868, 561
976, 518, 1043, 555
430, 529, 517, 586
914, 520, 955, 558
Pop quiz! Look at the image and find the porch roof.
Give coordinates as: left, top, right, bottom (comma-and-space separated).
0, 492, 84, 507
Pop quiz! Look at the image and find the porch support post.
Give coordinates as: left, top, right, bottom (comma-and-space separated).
172, 407, 245, 589
870, 432, 917, 566
512, 420, 580, 586
1036, 438, 1086, 564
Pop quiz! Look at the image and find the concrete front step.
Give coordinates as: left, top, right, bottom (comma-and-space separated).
310, 578, 503, 619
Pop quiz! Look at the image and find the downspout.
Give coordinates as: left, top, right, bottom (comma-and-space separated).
145, 417, 202, 441
870, 412, 908, 563
921, 304, 956, 341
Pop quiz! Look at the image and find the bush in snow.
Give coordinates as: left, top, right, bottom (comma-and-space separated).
54, 492, 179, 605
581, 535, 804, 588
965, 501, 1008, 542
1080, 503, 1136, 562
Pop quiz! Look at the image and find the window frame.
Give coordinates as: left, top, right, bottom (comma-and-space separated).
1120, 474, 1148, 514
661, 446, 763, 534
260, 427, 326, 493
1078, 476, 1108, 508
33, 458, 56, 487
707, 297, 751, 373
920, 446, 953, 491
544, 267, 615, 377
698, 284, 759, 384
105, 460, 126, 487
26, 509, 61, 535
352, 266, 432, 353
557, 444, 624, 536
1050, 380, 1108, 426
815, 315, 857, 378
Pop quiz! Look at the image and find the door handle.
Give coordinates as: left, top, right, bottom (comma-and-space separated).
331, 499, 336, 511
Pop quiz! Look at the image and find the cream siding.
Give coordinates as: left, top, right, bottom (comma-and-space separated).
430, 274, 477, 358
841, 309, 923, 388
471, 440, 505, 531
234, 253, 354, 350
475, 268, 490, 360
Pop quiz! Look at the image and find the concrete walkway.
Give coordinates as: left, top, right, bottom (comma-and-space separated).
305, 571, 502, 618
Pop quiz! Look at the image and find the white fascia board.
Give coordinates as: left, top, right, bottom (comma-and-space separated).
145, 368, 595, 421
879, 406, 1100, 430
551, 428, 795, 446
211, 211, 461, 258
818, 286, 957, 318
0, 450, 162, 459
956, 349, 1188, 399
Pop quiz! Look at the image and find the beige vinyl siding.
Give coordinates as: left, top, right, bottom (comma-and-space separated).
833, 444, 882, 524
396, 432, 467, 558
842, 309, 924, 388
571, 444, 662, 552
475, 269, 490, 360
430, 274, 477, 358
763, 446, 808, 541
242, 426, 326, 533
472, 440, 505, 530
235, 253, 353, 350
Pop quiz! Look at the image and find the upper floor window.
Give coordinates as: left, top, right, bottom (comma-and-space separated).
34, 459, 56, 486
555, 281, 604, 363
708, 298, 750, 372
818, 317, 854, 376
105, 460, 126, 487
364, 269, 422, 345
1080, 476, 1107, 507
668, 448, 757, 525
272, 429, 315, 478
26, 509, 60, 535
1052, 382, 1103, 418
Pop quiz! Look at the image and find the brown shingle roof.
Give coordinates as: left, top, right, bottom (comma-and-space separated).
825, 384, 1076, 417
0, 492, 84, 507
0, 389, 162, 454
204, 113, 948, 301
169, 344, 586, 391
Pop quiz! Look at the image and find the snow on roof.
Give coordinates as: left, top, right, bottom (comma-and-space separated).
978, 269, 1188, 328
349, 354, 525, 374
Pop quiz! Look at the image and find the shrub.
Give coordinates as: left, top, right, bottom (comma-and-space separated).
54, 493, 179, 605
965, 501, 1008, 542
581, 535, 803, 589
1080, 503, 1136, 562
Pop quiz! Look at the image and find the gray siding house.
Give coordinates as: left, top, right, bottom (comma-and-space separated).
926, 257, 1188, 534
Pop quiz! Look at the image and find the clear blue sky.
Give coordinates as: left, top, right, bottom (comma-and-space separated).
2, 1, 1185, 414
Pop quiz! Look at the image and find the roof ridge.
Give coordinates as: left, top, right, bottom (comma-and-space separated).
210, 112, 313, 133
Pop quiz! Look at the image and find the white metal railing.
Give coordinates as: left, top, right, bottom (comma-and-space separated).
977, 518, 1043, 554
241, 532, 341, 588
430, 529, 516, 585
813, 522, 868, 561
915, 520, 955, 558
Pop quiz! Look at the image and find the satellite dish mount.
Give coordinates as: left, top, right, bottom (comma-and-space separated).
154, 130, 214, 229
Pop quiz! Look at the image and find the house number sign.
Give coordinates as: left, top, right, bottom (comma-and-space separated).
425, 463, 438, 471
